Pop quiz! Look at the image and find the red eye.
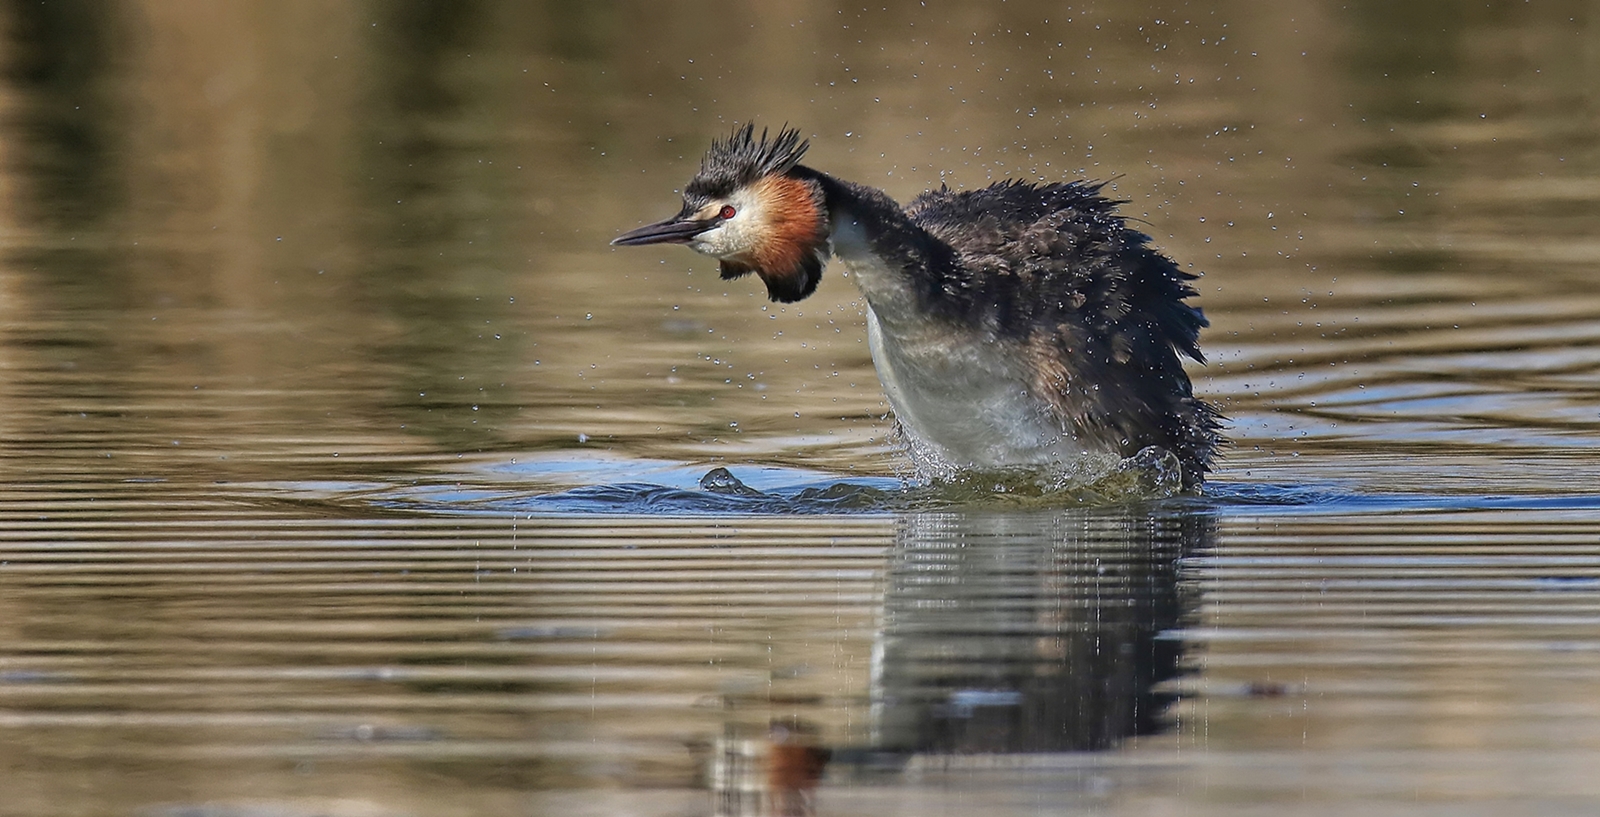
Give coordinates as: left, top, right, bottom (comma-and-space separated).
719, 205, 737, 220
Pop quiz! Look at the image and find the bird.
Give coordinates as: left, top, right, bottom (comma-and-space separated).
613, 124, 1222, 489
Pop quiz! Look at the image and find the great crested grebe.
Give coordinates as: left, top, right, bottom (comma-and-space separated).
613, 124, 1222, 489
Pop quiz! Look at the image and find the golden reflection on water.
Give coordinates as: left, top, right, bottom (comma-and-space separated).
2, 1, 1600, 815
0, 1, 1596, 476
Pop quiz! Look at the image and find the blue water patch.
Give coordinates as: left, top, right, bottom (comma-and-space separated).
302, 453, 1600, 518
371, 466, 910, 515
1201, 481, 1600, 516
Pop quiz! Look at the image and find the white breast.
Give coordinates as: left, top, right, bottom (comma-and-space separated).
829, 216, 1122, 478
865, 305, 1115, 475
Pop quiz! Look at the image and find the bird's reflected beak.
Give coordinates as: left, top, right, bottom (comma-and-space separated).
611, 215, 717, 246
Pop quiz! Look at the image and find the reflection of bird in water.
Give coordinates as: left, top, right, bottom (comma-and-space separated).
765, 718, 830, 817
707, 718, 831, 817
615, 124, 1221, 488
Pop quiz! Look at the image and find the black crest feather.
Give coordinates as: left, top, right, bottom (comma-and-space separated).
686, 124, 810, 200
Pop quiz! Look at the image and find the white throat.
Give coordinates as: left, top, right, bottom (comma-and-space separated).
827, 217, 920, 327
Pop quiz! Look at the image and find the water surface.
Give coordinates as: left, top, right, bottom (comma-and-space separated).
3, 2, 1600, 815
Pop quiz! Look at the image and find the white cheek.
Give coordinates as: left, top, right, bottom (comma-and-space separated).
691, 227, 738, 257
688, 192, 765, 258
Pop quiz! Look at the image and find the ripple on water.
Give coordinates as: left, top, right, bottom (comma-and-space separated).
277, 449, 1600, 520
346, 446, 1208, 516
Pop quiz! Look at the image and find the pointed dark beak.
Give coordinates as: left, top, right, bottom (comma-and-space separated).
611, 215, 717, 247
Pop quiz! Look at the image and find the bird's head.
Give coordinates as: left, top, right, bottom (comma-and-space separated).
613, 124, 830, 302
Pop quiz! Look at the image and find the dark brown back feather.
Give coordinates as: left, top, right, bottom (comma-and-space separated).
906, 181, 1222, 483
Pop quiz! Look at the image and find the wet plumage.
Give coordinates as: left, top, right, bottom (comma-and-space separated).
614, 124, 1223, 488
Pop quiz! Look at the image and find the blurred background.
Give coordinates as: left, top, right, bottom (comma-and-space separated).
4, 0, 1597, 485
4, 2, 1600, 816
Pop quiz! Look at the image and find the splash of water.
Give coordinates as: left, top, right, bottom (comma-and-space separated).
576, 447, 1190, 515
